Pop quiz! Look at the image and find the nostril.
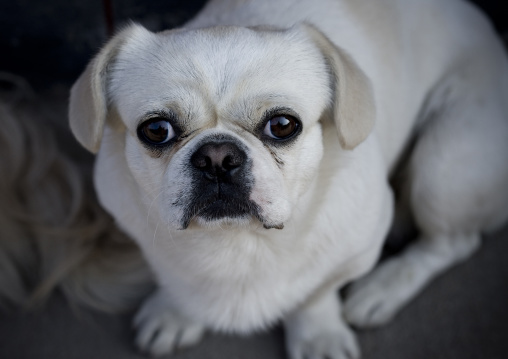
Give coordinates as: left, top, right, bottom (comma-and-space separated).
194, 157, 207, 169
223, 155, 242, 170
205, 157, 212, 169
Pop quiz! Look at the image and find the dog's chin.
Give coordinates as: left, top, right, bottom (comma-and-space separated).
185, 215, 285, 231
191, 215, 254, 230
188, 215, 284, 231
180, 199, 284, 231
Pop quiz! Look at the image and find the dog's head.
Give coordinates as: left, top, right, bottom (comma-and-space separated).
69, 24, 374, 231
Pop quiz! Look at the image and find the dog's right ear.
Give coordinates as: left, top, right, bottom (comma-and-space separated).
299, 24, 375, 150
69, 24, 144, 153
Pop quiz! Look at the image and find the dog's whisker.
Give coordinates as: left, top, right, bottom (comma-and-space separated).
163, 217, 177, 248
141, 184, 169, 200
152, 221, 160, 250
146, 189, 167, 225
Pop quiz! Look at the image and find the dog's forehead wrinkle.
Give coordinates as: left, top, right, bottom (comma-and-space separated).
158, 27, 261, 79
162, 27, 325, 95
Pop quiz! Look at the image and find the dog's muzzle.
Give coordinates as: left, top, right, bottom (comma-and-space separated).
181, 136, 260, 228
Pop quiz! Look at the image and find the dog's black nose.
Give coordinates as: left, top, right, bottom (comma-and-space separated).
191, 142, 246, 181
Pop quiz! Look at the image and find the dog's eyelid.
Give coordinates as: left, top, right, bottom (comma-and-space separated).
262, 106, 300, 121
259, 107, 301, 130
138, 109, 177, 126
136, 109, 187, 135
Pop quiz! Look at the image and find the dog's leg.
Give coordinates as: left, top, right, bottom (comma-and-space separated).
343, 232, 480, 327
343, 60, 508, 327
284, 289, 359, 359
134, 288, 205, 357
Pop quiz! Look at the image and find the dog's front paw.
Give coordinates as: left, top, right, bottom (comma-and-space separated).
134, 290, 205, 357
285, 292, 360, 359
285, 319, 360, 359
344, 259, 412, 328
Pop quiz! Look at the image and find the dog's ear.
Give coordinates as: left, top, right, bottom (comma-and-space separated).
301, 24, 375, 150
69, 24, 145, 153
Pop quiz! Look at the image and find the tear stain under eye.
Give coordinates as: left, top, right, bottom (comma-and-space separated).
265, 145, 284, 168
146, 147, 166, 159
145, 130, 198, 159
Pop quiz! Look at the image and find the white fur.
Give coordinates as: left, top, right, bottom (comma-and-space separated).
68, 0, 508, 358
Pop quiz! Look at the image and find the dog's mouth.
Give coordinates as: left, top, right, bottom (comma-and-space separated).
180, 194, 263, 229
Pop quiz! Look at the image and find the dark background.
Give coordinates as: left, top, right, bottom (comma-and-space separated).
0, 0, 506, 88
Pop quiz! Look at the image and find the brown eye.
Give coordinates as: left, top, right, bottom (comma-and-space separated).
139, 119, 175, 145
263, 115, 299, 139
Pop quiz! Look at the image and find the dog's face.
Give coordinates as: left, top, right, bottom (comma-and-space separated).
69, 24, 375, 232
109, 26, 329, 230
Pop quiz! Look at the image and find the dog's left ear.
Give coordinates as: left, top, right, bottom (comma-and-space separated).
69, 24, 147, 153
300, 24, 375, 150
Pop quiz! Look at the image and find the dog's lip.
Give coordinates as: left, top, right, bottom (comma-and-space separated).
198, 198, 252, 217
180, 196, 255, 228
179, 196, 283, 230
263, 223, 284, 230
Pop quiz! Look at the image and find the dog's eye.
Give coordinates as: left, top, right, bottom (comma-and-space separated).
139, 119, 175, 145
263, 115, 299, 140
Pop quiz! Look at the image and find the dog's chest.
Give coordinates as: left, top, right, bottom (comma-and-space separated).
147, 230, 320, 330
143, 219, 383, 332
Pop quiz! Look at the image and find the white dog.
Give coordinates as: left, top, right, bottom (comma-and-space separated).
69, 0, 508, 358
